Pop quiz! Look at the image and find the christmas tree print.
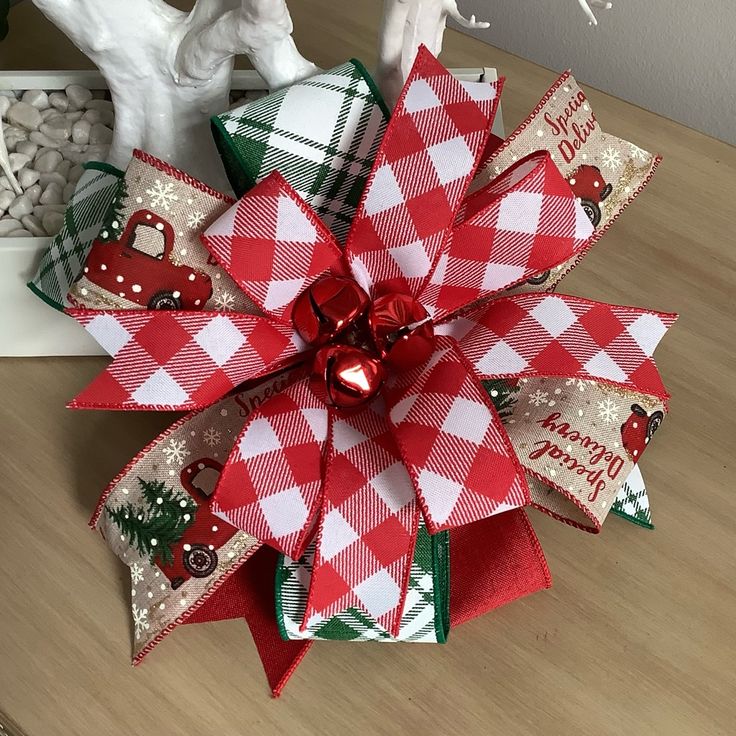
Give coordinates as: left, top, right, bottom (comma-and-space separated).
482, 379, 520, 422
98, 176, 129, 243
107, 477, 197, 566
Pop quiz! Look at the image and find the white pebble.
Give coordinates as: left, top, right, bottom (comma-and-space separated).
71, 119, 91, 145
15, 141, 38, 159
41, 108, 61, 122
33, 204, 67, 218
21, 214, 46, 236
21, 89, 49, 110
7, 229, 33, 238
4, 126, 28, 148
0, 191, 15, 213
68, 164, 84, 184
18, 168, 40, 189
24, 184, 42, 205
6, 101, 43, 130
8, 153, 31, 173
82, 109, 103, 125
65, 84, 93, 110
40, 183, 64, 205
85, 98, 113, 112
42, 211, 65, 235
0, 218, 22, 236
40, 172, 67, 188
0, 96, 11, 117
40, 117, 72, 142
29, 131, 61, 148
63, 182, 76, 202
35, 150, 63, 173
56, 159, 72, 178
8, 194, 33, 219
89, 123, 113, 145
48, 92, 69, 112
82, 144, 110, 163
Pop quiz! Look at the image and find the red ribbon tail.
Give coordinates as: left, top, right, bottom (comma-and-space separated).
449, 509, 551, 626
186, 547, 310, 697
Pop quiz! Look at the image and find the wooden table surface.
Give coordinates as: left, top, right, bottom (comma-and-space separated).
1, 3, 735, 735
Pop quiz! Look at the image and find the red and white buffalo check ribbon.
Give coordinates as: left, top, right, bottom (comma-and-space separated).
71, 48, 674, 636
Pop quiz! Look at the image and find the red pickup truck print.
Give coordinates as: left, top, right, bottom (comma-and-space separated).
567, 165, 613, 228
83, 209, 212, 309
620, 404, 664, 462
160, 458, 237, 590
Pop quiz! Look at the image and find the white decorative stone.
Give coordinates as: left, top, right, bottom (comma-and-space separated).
24, 184, 43, 206
0, 96, 11, 118
8, 153, 31, 173
35, 150, 63, 173
0, 190, 15, 213
33, 204, 67, 218
68, 165, 84, 184
48, 92, 69, 112
4, 126, 28, 148
8, 194, 33, 219
29, 131, 62, 148
84, 98, 113, 112
18, 168, 41, 189
63, 182, 76, 203
40, 183, 64, 205
65, 84, 93, 110
21, 214, 46, 236
21, 89, 50, 110
40, 172, 67, 188
0, 218, 22, 236
81, 109, 102, 125
56, 159, 72, 179
40, 117, 72, 142
15, 141, 38, 159
40, 108, 61, 122
6, 102, 43, 131
89, 123, 113, 145
42, 211, 65, 235
8, 229, 33, 237
71, 119, 91, 145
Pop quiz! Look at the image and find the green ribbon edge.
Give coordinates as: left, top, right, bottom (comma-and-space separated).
210, 59, 390, 198
25, 161, 125, 311
610, 507, 654, 530
274, 526, 450, 643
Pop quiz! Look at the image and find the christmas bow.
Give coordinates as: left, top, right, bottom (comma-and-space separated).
70, 49, 675, 638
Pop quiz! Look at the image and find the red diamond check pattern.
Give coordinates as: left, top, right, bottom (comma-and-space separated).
303, 400, 419, 636
345, 46, 500, 297
385, 337, 529, 533
69, 310, 305, 410
440, 293, 676, 398
419, 151, 593, 320
211, 374, 328, 558
201, 172, 344, 323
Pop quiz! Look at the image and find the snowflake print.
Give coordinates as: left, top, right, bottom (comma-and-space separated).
146, 179, 179, 211
565, 378, 588, 392
629, 143, 648, 162
528, 390, 549, 407
597, 397, 620, 423
162, 438, 190, 466
130, 562, 144, 585
132, 603, 150, 640
601, 146, 622, 171
214, 290, 236, 311
203, 428, 222, 447
187, 211, 205, 230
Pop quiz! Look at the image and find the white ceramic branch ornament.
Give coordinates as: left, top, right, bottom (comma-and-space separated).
0, 124, 23, 195
376, 0, 613, 106
577, 0, 613, 26
31, 0, 317, 188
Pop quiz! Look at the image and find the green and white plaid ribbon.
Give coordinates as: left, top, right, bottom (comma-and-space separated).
277, 522, 450, 642
612, 466, 653, 529
27, 162, 123, 310
212, 60, 389, 245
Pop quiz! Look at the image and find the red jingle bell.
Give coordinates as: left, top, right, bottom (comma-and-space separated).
292, 276, 370, 346
368, 293, 434, 371
311, 344, 385, 409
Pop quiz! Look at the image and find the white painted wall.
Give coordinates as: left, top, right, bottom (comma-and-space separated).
455, 1, 736, 144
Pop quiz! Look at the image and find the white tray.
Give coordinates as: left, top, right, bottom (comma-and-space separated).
0, 68, 502, 357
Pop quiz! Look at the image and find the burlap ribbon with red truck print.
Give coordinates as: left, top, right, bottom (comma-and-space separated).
68, 49, 674, 694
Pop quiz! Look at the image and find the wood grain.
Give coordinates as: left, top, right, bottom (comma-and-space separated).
1, 3, 735, 735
